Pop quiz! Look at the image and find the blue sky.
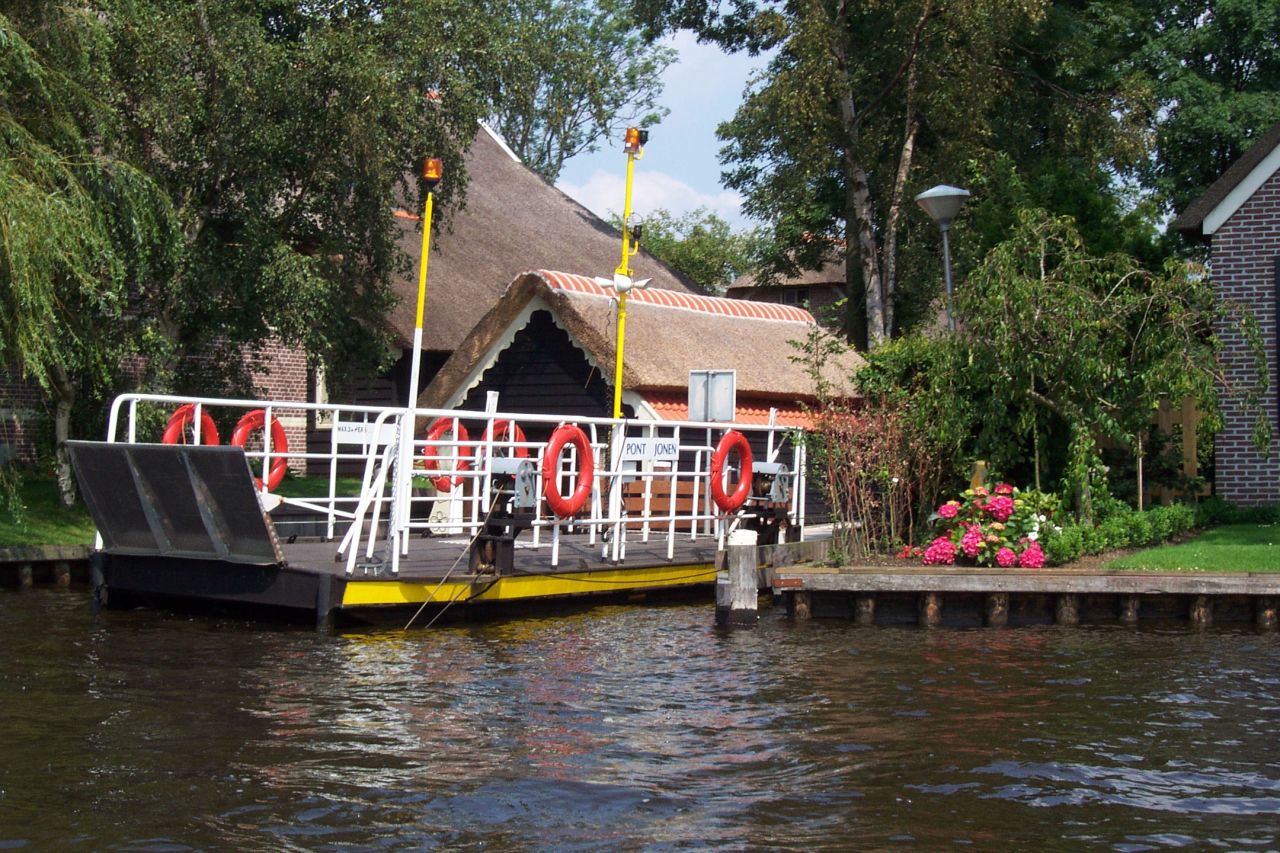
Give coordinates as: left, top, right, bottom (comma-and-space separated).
554, 32, 772, 230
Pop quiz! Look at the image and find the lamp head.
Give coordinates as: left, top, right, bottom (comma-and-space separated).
421, 157, 443, 190
914, 184, 970, 227
623, 127, 649, 154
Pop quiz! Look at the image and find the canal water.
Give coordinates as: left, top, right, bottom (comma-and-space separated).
2, 589, 1278, 850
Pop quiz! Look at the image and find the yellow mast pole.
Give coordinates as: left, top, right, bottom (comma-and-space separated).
612, 128, 645, 419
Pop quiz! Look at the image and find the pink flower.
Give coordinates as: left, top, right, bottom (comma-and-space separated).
1018, 542, 1045, 569
986, 495, 1015, 522
922, 536, 956, 566
960, 524, 983, 558
937, 502, 959, 519
996, 547, 1018, 567
994, 483, 1015, 495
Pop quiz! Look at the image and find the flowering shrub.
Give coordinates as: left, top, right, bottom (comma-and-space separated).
922, 483, 1059, 568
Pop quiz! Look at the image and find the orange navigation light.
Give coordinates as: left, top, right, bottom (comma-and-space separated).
623, 127, 649, 154
421, 157, 443, 189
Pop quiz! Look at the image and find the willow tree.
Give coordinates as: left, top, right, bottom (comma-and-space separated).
958, 209, 1268, 517
1, 10, 180, 504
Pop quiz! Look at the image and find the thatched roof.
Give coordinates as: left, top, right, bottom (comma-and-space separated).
726, 254, 847, 295
1173, 120, 1280, 240
420, 269, 863, 415
387, 126, 697, 352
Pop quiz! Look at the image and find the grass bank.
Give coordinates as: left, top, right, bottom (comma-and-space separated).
1106, 524, 1280, 573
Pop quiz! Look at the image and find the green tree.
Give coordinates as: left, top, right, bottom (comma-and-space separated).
489, 0, 675, 183
1136, 0, 1280, 213
638, 0, 1049, 349
1, 8, 180, 504
102, 0, 500, 397
611, 207, 763, 292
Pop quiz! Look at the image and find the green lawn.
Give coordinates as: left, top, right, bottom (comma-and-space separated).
0, 478, 96, 547
1106, 524, 1280, 573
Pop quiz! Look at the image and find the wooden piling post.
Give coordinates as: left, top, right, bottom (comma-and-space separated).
919, 592, 942, 627
984, 593, 1009, 628
790, 590, 812, 620
1257, 597, 1277, 630
18, 562, 33, 589
1055, 593, 1079, 626
716, 530, 759, 627
1120, 594, 1140, 625
1190, 594, 1212, 628
854, 593, 876, 626
53, 561, 71, 588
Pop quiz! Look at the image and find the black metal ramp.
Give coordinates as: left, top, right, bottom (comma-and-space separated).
66, 441, 284, 566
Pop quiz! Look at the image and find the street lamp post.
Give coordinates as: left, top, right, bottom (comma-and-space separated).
914, 184, 970, 333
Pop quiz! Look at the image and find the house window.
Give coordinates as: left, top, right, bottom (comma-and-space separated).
780, 287, 811, 306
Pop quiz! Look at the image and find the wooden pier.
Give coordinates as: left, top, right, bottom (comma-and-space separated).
771, 561, 1280, 629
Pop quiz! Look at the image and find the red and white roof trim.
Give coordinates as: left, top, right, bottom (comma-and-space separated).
533, 269, 816, 323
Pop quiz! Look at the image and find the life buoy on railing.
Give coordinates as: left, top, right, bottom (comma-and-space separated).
542, 424, 594, 517
418, 418, 471, 491
231, 409, 289, 492
162, 403, 220, 446
475, 419, 529, 461
710, 429, 753, 513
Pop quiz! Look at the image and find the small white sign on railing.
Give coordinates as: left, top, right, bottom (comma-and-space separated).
619, 436, 680, 462
333, 419, 399, 446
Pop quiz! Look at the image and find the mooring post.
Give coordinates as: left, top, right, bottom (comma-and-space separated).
89, 552, 107, 613
854, 593, 876, 626
1257, 597, 1278, 631
1055, 593, 1079, 626
716, 529, 759, 627
984, 593, 1009, 628
1190, 594, 1212, 628
1120, 594, 1140, 625
919, 592, 943, 627
53, 560, 71, 588
789, 591, 812, 620
17, 562, 33, 590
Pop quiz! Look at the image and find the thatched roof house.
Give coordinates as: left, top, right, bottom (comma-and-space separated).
387, 125, 696, 359
420, 269, 863, 429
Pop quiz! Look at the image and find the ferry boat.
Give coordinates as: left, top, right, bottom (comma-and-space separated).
67, 393, 810, 627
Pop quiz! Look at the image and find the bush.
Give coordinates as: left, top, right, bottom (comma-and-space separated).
1042, 523, 1084, 565
1195, 497, 1280, 527
1124, 512, 1154, 547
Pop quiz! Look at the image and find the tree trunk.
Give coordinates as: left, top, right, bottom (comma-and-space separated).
849, 162, 885, 348
883, 114, 918, 340
49, 363, 78, 508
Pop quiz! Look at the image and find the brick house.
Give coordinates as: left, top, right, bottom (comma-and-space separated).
1174, 121, 1280, 504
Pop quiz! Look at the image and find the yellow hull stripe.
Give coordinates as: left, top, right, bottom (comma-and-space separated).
339, 563, 717, 608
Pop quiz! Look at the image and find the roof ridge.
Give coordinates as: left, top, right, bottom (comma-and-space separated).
530, 269, 817, 323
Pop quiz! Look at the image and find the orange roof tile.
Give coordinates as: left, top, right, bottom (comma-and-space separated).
644, 391, 814, 428
537, 269, 816, 323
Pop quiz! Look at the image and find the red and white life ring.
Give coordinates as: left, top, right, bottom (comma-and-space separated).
161, 403, 219, 446
418, 418, 471, 491
710, 429, 753, 513
542, 424, 594, 517
231, 409, 289, 492
474, 419, 528, 461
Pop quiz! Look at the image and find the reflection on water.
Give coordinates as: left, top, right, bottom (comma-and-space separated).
1, 589, 1278, 850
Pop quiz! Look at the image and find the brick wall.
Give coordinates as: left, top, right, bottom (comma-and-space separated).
1212, 168, 1280, 504
246, 339, 311, 474
0, 371, 45, 465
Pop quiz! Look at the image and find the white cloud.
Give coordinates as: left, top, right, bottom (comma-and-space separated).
557, 167, 745, 226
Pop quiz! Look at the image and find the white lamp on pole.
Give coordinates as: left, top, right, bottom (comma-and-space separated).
914, 184, 970, 333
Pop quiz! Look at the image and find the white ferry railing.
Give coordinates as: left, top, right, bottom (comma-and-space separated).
101, 393, 808, 574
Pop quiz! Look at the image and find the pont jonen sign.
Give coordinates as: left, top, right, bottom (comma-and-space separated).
619, 437, 680, 462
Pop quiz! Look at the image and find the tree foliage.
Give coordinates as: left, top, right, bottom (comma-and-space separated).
857, 208, 1268, 519
612, 207, 763, 292
489, 0, 675, 183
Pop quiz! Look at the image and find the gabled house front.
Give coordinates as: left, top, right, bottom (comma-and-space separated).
1174, 120, 1280, 504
